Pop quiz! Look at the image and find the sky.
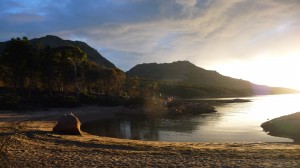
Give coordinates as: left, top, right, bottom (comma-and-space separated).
1, 0, 300, 89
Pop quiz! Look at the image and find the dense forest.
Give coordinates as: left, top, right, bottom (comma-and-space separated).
0, 37, 156, 109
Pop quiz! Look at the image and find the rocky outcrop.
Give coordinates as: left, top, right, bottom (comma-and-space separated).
167, 101, 216, 115
261, 112, 300, 143
53, 113, 82, 135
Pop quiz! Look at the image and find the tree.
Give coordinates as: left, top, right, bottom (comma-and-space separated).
82, 61, 103, 93
1, 37, 32, 94
105, 68, 126, 96
52, 46, 87, 94
124, 76, 140, 97
39, 46, 56, 95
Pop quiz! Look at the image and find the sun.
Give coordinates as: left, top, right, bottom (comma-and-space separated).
213, 53, 300, 91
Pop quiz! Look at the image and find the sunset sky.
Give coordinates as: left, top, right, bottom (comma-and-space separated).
1, 0, 300, 89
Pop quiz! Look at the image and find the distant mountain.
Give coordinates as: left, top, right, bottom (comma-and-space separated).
126, 61, 297, 97
127, 61, 252, 89
0, 35, 115, 68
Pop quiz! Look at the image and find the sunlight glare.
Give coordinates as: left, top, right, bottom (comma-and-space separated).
213, 52, 300, 90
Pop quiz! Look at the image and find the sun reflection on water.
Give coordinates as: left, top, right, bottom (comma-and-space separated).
197, 93, 300, 142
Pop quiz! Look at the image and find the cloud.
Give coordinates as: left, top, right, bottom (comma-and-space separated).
3, 13, 45, 24
0, 0, 300, 72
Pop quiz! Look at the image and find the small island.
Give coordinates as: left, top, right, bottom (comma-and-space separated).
216, 98, 252, 103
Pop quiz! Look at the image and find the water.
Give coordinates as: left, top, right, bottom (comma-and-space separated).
81, 94, 300, 142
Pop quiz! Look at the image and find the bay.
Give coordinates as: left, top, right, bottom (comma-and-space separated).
81, 94, 300, 142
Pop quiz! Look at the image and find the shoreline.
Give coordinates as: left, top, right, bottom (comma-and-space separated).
261, 112, 300, 143
0, 106, 300, 167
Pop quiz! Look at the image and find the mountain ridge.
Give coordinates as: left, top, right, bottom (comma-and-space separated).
126, 61, 252, 89
126, 61, 297, 97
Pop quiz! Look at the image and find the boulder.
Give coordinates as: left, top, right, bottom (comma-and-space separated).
261, 112, 300, 143
53, 113, 82, 135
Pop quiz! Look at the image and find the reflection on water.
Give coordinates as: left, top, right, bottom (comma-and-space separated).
81, 117, 160, 140
81, 94, 300, 142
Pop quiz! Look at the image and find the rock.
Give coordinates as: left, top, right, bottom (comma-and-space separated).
53, 113, 82, 135
261, 112, 300, 143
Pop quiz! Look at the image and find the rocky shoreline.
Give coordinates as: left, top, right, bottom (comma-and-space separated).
261, 112, 300, 143
167, 100, 216, 114
166, 98, 251, 115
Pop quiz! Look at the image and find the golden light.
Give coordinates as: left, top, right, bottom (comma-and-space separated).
213, 52, 300, 90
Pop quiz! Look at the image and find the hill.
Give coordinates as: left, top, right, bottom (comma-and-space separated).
126, 61, 297, 97
0, 35, 115, 68
127, 61, 252, 89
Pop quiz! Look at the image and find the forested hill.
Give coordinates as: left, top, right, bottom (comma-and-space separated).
0, 35, 115, 68
126, 61, 297, 97
0, 37, 126, 110
127, 61, 252, 89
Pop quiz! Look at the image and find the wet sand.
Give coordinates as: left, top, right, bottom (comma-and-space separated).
0, 106, 299, 167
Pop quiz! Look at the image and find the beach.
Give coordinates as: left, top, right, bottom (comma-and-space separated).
0, 106, 299, 167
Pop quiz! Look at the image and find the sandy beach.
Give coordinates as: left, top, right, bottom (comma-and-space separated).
0, 106, 299, 167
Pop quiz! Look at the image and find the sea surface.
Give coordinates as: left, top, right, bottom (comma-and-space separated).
81, 94, 300, 142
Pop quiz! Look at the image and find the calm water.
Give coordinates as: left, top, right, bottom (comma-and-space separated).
81, 94, 300, 142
